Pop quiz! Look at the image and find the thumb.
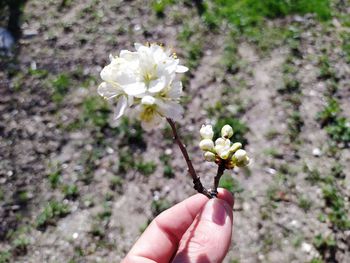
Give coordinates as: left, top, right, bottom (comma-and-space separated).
172, 197, 233, 263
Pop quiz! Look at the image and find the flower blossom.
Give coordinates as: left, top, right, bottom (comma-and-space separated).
98, 43, 188, 130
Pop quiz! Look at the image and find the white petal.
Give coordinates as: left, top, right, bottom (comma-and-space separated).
141, 113, 163, 131
176, 65, 189, 73
167, 81, 183, 99
114, 96, 128, 120
134, 43, 143, 51
149, 76, 166, 93
123, 82, 146, 96
98, 82, 121, 99
141, 95, 156, 105
156, 100, 184, 121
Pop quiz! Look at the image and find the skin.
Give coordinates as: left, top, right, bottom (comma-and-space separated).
123, 188, 234, 263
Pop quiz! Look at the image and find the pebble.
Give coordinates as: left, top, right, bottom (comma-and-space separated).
265, 167, 277, 175
72, 232, 79, 239
312, 148, 322, 157
165, 148, 172, 155
301, 242, 312, 253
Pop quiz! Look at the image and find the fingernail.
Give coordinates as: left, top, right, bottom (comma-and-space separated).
201, 199, 228, 225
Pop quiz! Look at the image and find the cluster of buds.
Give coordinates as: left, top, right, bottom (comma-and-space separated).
199, 124, 250, 169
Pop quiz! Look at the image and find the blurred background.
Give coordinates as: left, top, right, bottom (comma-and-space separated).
0, 0, 350, 262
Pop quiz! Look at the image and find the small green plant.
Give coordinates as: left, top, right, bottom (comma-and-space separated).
219, 174, 244, 194
318, 55, 336, 80
82, 96, 111, 129
48, 169, 61, 189
62, 184, 79, 199
36, 200, 70, 228
151, 198, 171, 217
52, 74, 71, 104
160, 154, 174, 178
110, 176, 123, 190
298, 196, 312, 212
309, 258, 324, 263
322, 184, 350, 230
136, 161, 157, 176
316, 99, 340, 127
0, 251, 11, 263
151, 0, 174, 17
288, 111, 304, 141
313, 234, 336, 251
118, 148, 135, 173
325, 117, 350, 146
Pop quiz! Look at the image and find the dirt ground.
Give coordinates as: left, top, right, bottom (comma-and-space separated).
0, 1, 350, 262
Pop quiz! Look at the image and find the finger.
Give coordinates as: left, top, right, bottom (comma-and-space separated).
123, 193, 208, 263
172, 196, 234, 263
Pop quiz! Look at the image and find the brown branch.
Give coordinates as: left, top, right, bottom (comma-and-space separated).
211, 163, 225, 197
166, 118, 212, 199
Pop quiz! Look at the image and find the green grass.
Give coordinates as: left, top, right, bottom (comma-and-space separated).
151, 198, 171, 217
151, 0, 175, 17
322, 183, 350, 230
219, 174, 244, 194
48, 168, 61, 189
110, 176, 123, 190
62, 184, 79, 199
316, 99, 340, 127
82, 96, 111, 129
36, 200, 70, 229
52, 74, 71, 104
325, 117, 350, 146
135, 161, 157, 176
203, 0, 332, 30
0, 251, 11, 263
159, 154, 174, 178
298, 196, 312, 212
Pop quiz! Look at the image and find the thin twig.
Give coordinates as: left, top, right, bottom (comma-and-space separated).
166, 118, 212, 198
211, 163, 225, 197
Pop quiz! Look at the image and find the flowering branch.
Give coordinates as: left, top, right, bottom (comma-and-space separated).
97, 43, 250, 201
167, 118, 212, 198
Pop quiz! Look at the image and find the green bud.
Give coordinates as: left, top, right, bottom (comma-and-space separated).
199, 139, 214, 151
221, 124, 233, 138
229, 142, 242, 154
204, 151, 216, 162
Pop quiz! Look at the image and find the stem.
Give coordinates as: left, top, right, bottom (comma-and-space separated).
166, 118, 212, 199
211, 163, 225, 197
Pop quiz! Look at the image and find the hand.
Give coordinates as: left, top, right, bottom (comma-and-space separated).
123, 188, 234, 263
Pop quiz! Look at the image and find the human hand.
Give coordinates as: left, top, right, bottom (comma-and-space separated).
123, 188, 234, 263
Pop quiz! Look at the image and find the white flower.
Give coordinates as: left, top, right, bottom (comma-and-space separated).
200, 124, 214, 139
98, 43, 188, 130
221, 124, 233, 138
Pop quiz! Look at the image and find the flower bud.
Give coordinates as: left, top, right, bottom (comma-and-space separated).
234, 149, 247, 162
219, 150, 230, 160
221, 124, 233, 138
200, 124, 214, 139
199, 139, 214, 151
204, 151, 216, 162
236, 156, 250, 167
215, 138, 231, 147
214, 144, 224, 155
229, 142, 242, 154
